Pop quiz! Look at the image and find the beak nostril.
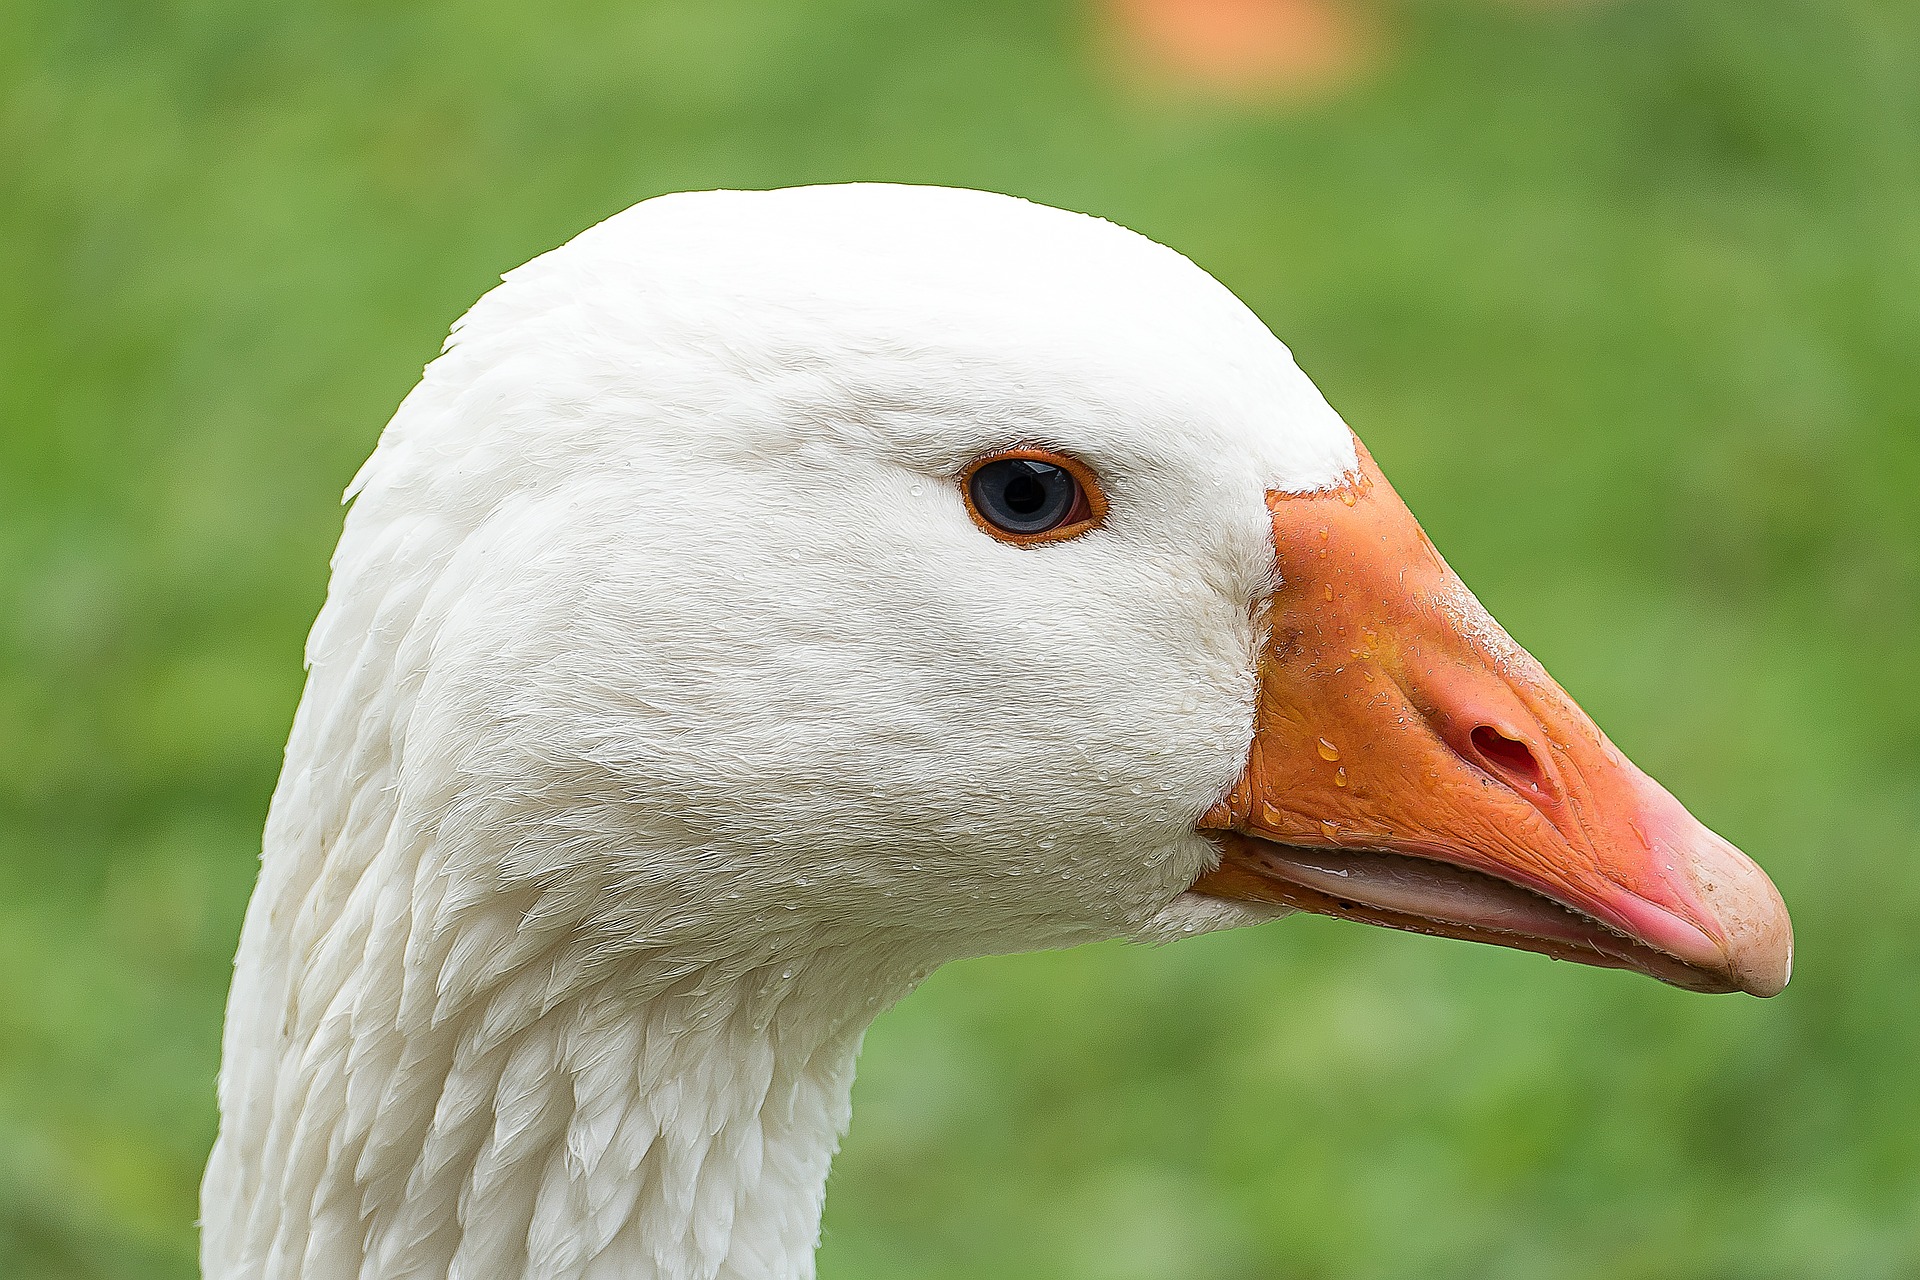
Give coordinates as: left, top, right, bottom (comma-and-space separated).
1469, 725, 1547, 792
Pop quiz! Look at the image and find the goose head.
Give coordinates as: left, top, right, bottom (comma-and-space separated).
355, 182, 1787, 995
205, 183, 1790, 1280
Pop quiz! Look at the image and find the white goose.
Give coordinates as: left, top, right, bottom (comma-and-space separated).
202, 184, 1792, 1280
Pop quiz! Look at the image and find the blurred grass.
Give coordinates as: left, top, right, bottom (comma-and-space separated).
3, 0, 1918, 1276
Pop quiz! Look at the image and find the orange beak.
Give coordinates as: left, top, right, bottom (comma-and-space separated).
1192, 441, 1792, 996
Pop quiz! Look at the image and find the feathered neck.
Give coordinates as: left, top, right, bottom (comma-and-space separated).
202, 800, 912, 1280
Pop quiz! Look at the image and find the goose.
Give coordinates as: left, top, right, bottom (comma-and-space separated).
201, 183, 1792, 1280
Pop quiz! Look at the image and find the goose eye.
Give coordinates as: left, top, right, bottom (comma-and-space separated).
961, 449, 1106, 545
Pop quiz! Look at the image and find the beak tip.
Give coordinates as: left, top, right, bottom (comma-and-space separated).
1679, 830, 1794, 998
1729, 906, 1793, 998
1757, 942, 1792, 998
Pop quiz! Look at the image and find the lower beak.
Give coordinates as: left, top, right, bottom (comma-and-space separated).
1191, 442, 1792, 997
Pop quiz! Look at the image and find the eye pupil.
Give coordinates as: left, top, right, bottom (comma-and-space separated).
969, 457, 1083, 536
1002, 465, 1048, 516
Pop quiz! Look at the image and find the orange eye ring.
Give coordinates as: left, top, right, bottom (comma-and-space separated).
959, 447, 1109, 546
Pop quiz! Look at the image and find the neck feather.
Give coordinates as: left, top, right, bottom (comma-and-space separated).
204, 881, 900, 1280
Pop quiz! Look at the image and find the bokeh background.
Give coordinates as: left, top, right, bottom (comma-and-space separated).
4, 1, 1918, 1276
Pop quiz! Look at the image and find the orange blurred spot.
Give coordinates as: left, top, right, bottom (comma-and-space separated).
1101, 0, 1371, 101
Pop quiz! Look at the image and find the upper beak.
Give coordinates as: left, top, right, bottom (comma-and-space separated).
1191, 440, 1793, 997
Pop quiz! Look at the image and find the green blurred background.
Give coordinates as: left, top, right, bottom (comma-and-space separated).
4, 0, 1918, 1276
